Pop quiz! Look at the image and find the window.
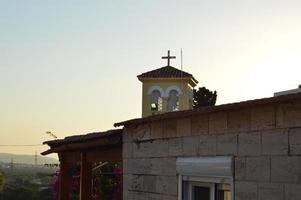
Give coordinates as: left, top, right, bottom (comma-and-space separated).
185, 182, 214, 200
151, 90, 162, 111
216, 183, 231, 200
182, 181, 231, 200
167, 89, 179, 111
177, 157, 233, 200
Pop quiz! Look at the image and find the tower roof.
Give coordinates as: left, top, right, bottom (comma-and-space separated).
137, 66, 198, 84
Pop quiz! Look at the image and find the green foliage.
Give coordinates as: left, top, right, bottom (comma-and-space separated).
0, 177, 52, 200
0, 166, 55, 200
193, 86, 217, 109
92, 162, 121, 200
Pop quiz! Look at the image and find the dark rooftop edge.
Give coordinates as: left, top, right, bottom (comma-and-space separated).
43, 129, 122, 146
114, 92, 301, 127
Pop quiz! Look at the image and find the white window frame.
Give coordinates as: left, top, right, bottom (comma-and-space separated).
165, 85, 182, 96
177, 156, 234, 200
188, 181, 215, 200
147, 85, 164, 97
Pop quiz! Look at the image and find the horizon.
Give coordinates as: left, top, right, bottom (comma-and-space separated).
0, 152, 58, 165
1, 0, 301, 157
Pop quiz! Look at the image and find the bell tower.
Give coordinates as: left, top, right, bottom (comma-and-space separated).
137, 50, 198, 117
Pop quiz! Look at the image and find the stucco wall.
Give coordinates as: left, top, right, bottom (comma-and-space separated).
141, 79, 193, 117
122, 99, 301, 200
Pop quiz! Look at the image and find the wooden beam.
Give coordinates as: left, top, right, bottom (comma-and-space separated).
59, 153, 70, 200
80, 152, 92, 200
41, 136, 121, 155
54, 146, 122, 163
87, 146, 122, 163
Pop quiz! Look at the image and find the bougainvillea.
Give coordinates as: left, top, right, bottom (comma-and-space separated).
52, 162, 122, 200
112, 168, 122, 200
52, 164, 80, 200
92, 162, 122, 200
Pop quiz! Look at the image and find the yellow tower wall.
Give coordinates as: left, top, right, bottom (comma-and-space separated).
140, 78, 195, 117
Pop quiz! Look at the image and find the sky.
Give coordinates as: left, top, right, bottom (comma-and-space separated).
0, 0, 301, 157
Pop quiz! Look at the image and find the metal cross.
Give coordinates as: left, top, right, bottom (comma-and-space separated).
162, 50, 176, 66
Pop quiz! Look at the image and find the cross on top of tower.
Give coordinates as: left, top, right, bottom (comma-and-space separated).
162, 50, 176, 66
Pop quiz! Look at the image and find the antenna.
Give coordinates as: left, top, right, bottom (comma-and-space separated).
46, 131, 58, 139
181, 48, 184, 90
181, 48, 183, 71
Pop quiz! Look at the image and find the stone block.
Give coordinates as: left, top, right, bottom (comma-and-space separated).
132, 139, 168, 158
271, 156, 299, 183
298, 156, 301, 183
123, 142, 133, 158
162, 195, 178, 200
209, 112, 227, 134
123, 158, 132, 174
143, 175, 156, 193
177, 118, 191, 137
132, 141, 151, 158
168, 138, 183, 156
246, 157, 270, 181
152, 139, 169, 157
131, 124, 151, 141
123, 158, 152, 174
199, 135, 217, 155
124, 158, 176, 175
123, 126, 133, 142
123, 174, 131, 190
191, 115, 209, 135
258, 182, 284, 200
238, 132, 261, 156
156, 176, 177, 195
216, 134, 238, 155
276, 101, 301, 128
131, 174, 144, 191
148, 193, 162, 200
227, 109, 251, 133
235, 157, 246, 181
126, 191, 147, 200
163, 119, 177, 138
261, 129, 288, 155
285, 184, 301, 200
149, 193, 177, 200
151, 121, 164, 139
235, 181, 257, 200
289, 128, 301, 155
251, 105, 275, 130
158, 158, 177, 176
183, 136, 199, 156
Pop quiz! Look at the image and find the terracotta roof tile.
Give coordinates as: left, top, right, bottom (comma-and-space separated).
137, 66, 198, 83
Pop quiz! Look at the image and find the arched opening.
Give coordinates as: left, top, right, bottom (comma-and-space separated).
151, 90, 162, 111
167, 89, 179, 111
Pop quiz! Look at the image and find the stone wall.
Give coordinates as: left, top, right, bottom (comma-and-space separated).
123, 99, 301, 200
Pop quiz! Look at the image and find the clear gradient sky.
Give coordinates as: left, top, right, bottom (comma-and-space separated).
1, 0, 301, 157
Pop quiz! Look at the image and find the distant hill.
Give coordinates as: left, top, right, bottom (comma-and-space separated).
0, 153, 58, 165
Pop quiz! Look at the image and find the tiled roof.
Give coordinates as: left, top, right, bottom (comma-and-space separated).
137, 66, 198, 83
114, 92, 301, 127
43, 129, 122, 147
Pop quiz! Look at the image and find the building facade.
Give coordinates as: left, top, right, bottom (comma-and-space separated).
116, 93, 301, 200
43, 51, 301, 200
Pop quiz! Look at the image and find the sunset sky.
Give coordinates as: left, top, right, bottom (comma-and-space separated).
1, 0, 301, 157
